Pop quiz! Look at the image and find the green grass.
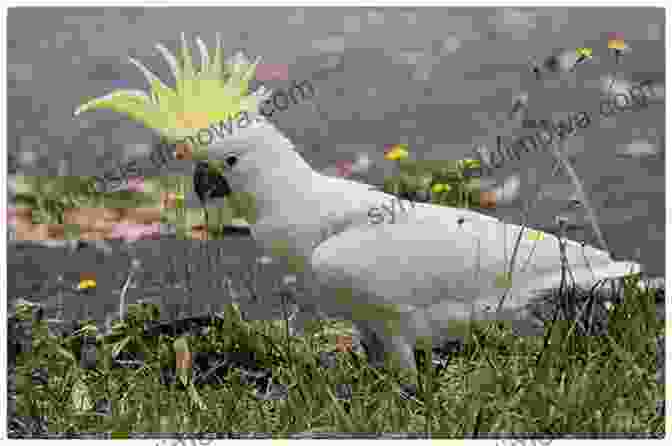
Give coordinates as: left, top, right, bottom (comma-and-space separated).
8, 163, 664, 437
9, 275, 664, 437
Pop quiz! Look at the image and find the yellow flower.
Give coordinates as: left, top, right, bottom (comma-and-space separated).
384, 144, 409, 161
575, 47, 593, 58
527, 230, 545, 241
432, 183, 451, 194
458, 158, 481, 170
607, 34, 626, 50
74, 33, 268, 144
77, 279, 97, 290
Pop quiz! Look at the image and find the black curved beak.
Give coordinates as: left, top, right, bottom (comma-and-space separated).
193, 162, 251, 237
194, 161, 232, 203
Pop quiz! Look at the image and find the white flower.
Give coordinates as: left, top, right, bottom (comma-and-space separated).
493, 174, 520, 205
256, 256, 273, 265
352, 152, 372, 173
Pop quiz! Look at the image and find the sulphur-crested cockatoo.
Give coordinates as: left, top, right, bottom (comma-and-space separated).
198, 116, 640, 370
72, 34, 641, 376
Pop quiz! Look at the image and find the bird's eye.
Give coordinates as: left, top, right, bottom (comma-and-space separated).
225, 156, 238, 168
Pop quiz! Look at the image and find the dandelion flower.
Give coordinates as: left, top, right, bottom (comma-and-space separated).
76, 279, 97, 291
432, 183, 451, 194
607, 32, 626, 51
575, 47, 593, 58
607, 32, 629, 64
457, 158, 481, 170
384, 144, 409, 161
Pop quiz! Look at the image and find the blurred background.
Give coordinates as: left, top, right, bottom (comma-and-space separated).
6, 6, 665, 325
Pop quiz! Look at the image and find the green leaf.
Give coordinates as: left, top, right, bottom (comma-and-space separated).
71, 373, 93, 412
228, 192, 258, 224
13, 194, 38, 208
187, 382, 207, 410
382, 177, 402, 196
184, 207, 205, 230
64, 223, 81, 240
111, 336, 132, 359
494, 272, 513, 289
174, 336, 190, 353
110, 432, 129, 440
400, 159, 461, 177
325, 386, 356, 431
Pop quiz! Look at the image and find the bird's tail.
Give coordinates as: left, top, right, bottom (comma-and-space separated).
519, 259, 641, 302
479, 258, 644, 337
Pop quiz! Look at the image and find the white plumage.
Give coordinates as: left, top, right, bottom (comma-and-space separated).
202, 115, 641, 372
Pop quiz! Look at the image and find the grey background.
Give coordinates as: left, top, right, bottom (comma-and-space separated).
7, 7, 665, 323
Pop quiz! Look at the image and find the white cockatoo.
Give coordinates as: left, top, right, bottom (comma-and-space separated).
73, 34, 642, 376
196, 117, 640, 366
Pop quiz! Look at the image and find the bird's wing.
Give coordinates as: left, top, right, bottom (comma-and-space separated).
311, 203, 640, 319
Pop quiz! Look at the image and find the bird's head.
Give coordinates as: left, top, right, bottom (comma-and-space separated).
74, 33, 314, 221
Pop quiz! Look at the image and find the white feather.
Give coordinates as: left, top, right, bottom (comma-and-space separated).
195, 36, 210, 74
74, 89, 153, 116
128, 57, 168, 103
154, 42, 180, 84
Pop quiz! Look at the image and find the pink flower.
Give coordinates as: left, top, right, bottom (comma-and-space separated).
607, 32, 625, 41
256, 64, 289, 81
335, 160, 354, 178
8, 207, 17, 225
125, 177, 145, 193
110, 222, 161, 243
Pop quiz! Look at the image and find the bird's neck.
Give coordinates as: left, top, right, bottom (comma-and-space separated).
250, 161, 321, 222
239, 125, 324, 223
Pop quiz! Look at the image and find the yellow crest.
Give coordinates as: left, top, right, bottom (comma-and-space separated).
74, 33, 270, 143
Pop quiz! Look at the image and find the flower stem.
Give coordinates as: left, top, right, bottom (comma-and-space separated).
548, 140, 611, 257
118, 270, 135, 322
